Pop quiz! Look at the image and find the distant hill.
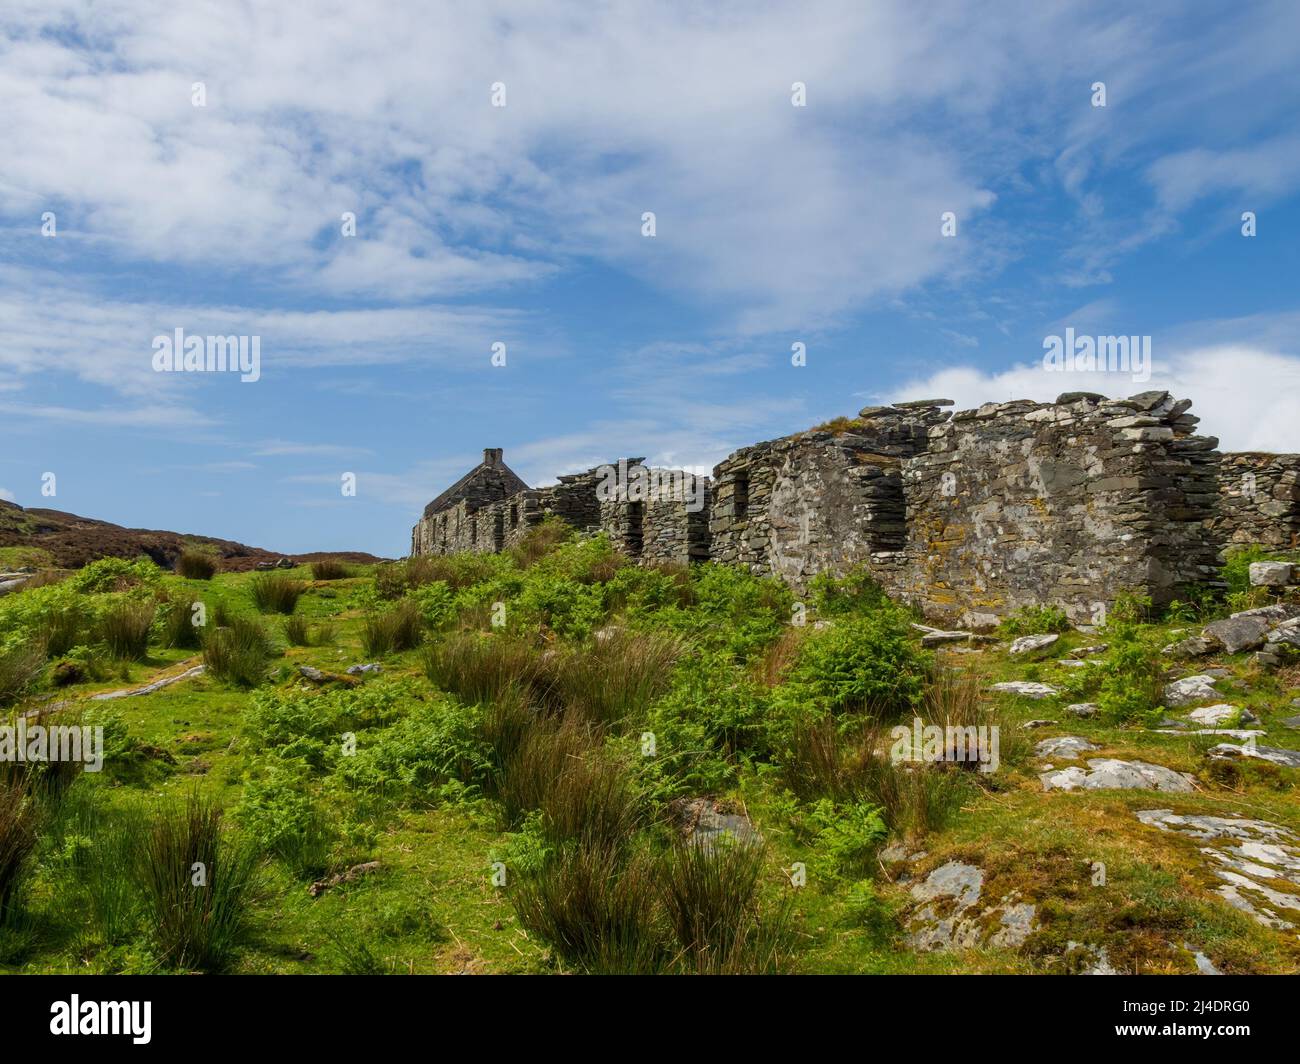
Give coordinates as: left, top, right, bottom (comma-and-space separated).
0, 499, 389, 571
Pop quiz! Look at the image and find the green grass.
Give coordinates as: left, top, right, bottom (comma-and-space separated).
0, 548, 1296, 975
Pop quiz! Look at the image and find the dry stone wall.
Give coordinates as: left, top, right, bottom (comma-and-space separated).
1210, 453, 1300, 551
896, 391, 1221, 627
708, 404, 943, 587
600, 460, 712, 566
410, 391, 1298, 624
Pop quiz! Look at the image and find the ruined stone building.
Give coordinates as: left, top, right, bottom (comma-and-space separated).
410, 392, 1300, 626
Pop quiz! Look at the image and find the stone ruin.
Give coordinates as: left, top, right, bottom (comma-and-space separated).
410, 392, 1300, 626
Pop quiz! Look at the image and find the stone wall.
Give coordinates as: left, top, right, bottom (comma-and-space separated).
412, 461, 612, 557
1210, 453, 1300, 551
599, 461, 712, 566
896, 391, 1222, 627
708, 403, 943, 587
410, 390, 1300, 625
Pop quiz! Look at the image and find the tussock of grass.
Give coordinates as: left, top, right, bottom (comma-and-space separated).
782, 716, 969, 838
361, 600, 423, 657
660, 839, 793, 974
423, 633, 548, 706
510, 842, 663, 975
310, 558, 350, 581
248, 572, 303, 614
203, 615, 273, 687
510, 518, 574, 568
39, 609, 84, 658
176, 549, 217, 580
551, 629, 680, 731
283, 613, 311, 647
98, 599, 155, 660
0, 645, 43, 707
160, 593, 203, 649
138, 792, 259, 972
0, 776, 38, 920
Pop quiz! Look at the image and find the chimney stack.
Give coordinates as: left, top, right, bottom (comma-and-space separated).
483, 448, 503, 467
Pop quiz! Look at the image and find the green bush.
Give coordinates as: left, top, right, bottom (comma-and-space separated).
516, 576, 607, 640
246, 681, 412, 770
649, 650, 769, 757
408, 581, 455, 629
335, 699, 491, 803
664, 564, 794, 661
808, 798, 887, 877
69, 557, 160, 594
605, 562, 695, 615
809, 567, 888, 617
774, 608, 929, 723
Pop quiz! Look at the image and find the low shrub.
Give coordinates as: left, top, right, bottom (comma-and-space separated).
335, 699, 491, 803
773, 607, 929, 728
808, 567, 888, 617
998, 604, 1071, 637
235, 765, 336, 877
69, 558, 160, 594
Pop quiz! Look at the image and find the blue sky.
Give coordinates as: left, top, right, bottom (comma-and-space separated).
2, 0, 1299, 557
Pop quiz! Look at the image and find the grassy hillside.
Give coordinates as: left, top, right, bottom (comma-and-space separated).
0, 526, 1297, 974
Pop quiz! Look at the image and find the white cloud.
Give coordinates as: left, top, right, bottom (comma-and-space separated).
0, 487, 15, 502
0, 0, 1162, 329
